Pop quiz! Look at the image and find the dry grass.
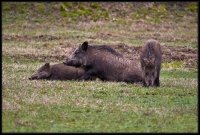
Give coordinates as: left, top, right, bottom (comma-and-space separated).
2, 2, 198, 133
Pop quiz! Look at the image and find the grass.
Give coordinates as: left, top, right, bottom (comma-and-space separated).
2, 2, 198, 133
2, 59, 198, 132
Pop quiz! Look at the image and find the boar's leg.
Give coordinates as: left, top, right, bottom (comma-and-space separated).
154, 76, 160, 87
142, 80, 148, 87
154, 66, 161, 87
154, 69, 160, 87
79, 69, 98, 81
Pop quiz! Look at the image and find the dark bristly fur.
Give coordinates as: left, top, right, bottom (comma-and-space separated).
29, 63, 86, 80
140, 39, 162, 87
93, 45, 123, 57
63, 41, 143, 83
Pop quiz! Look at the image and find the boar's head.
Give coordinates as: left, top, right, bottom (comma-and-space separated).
63, 41, 89, 67
29, 63, 51, 80
142, 57, 157, 87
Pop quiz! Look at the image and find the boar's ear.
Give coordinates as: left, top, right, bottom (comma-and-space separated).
44, 63, 50, 67
81, 41, 88, 51
42, 63, 50, 70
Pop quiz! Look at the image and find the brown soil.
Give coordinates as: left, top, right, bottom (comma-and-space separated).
52, 43, 197, 69
3, 34, 61, 42
3, 34, 197, 69
112, 43, 197, 68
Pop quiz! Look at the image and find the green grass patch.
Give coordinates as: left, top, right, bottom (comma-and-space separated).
60, 2, 109, 22
3, 102, 197, 132
161, 69, 197, 79
162, 61, 184, 69
2, 58, 198, 132
2, 2, 197, 132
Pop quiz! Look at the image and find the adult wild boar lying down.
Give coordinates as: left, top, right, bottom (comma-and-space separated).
140, 39, 162, 87
63, 41, 143, 83
29, 63, 87, 80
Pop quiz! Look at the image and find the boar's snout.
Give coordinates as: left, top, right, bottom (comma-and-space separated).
63, 60, 73, 66
63, 58, 69, 65
144, 79, 151, 87
63, 61, 68, 65
145, 82, 150, 87
144, 79, 155, 87
63, 59, 82, 67
29, 74, 38, 80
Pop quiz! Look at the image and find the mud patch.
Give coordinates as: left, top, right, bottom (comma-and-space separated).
52, 43, 197, 69
6, 53, 66, 63
3, 34, 61, 42
5, 40, 197, 69
52, 42, 77, 59
113, 44, 197, 68
89, 32, 118, 40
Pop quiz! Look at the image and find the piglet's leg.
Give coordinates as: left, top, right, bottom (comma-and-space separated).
79, 69, 97, 81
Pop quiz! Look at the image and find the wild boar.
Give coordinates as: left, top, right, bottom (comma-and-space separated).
63, 41, 143, 83
140, 39, 162, 87
29, 63, 86, 80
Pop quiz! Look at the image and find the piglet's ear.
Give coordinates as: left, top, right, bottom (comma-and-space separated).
43, 63, 50, 70
81, 41, 88, 51
44, 63, 50, 67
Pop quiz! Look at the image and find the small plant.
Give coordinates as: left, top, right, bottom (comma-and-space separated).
187, 2, 198, 13
60, 2, 109, 22
162, 61, 184, 69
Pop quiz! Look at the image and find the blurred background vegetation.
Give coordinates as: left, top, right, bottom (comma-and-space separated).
2, 2, 198, 24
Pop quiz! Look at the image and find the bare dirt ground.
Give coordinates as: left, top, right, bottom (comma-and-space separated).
3, 32, 197, 69
112, 43, 197, 68
52, 42, 197, 69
